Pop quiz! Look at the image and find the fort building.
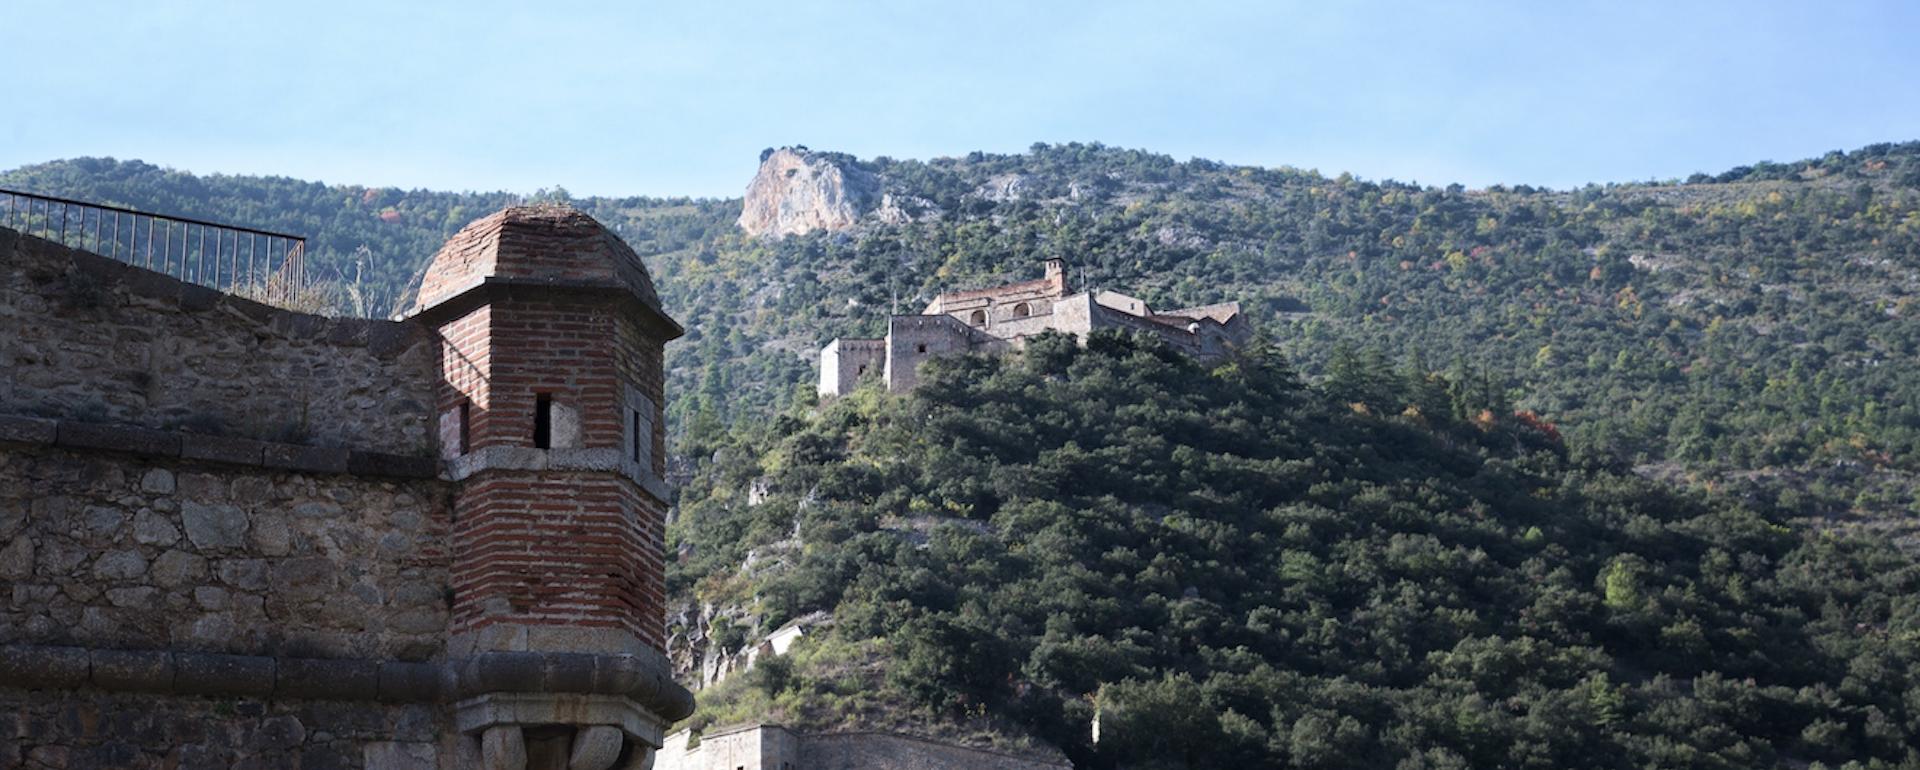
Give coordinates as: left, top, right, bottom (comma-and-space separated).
0, 204, 692, 769
818, 259, 1251, 396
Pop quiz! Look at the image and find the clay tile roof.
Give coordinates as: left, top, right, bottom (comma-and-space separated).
409, 205, 668, 322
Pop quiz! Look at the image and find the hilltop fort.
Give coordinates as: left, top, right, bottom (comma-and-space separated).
818, 259, 1252, 396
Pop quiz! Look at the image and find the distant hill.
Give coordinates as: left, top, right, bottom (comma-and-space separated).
7, 142, 1915, 533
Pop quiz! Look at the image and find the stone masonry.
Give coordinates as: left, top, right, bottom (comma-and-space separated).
819, 258, 1252, 396
0, 205, 693, 769
655, 723, 1069, 770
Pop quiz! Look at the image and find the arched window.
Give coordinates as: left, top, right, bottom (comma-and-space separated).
1012, 302, 1031, 318
969, 309, 987, 326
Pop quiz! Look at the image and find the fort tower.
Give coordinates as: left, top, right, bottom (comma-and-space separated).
407, 205, 688, 768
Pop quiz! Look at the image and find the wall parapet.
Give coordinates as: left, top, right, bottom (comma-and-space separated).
0, 225, 439, 451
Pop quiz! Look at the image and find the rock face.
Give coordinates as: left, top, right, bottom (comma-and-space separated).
737, 148, 880, 238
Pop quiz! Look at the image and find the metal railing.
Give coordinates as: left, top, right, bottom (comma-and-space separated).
0, 187, 307, 303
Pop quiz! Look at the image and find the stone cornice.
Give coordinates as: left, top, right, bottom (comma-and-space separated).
402, 276, 684, 340
0, 414, 438, 479
446, 445, 673, 504
0, 645, 695, 723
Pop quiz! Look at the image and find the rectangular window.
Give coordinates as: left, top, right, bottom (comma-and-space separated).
533, 393, 552, 449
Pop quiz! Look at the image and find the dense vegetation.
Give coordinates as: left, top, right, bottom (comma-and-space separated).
673, 332, 1919, 769
6, 143, 1916, 528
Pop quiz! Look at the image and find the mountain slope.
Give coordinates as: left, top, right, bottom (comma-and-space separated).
669, 331, 1919, 768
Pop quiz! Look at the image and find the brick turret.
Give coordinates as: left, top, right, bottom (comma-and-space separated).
408, 205, 689, 769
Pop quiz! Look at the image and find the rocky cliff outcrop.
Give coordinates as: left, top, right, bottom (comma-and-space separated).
737, 147, 880, 238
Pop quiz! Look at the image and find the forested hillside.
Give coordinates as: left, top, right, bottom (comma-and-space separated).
671, 332, 1918, 768
6, 145, 1917, 533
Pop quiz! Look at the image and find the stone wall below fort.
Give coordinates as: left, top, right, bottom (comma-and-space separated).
657, 724, 1068, 770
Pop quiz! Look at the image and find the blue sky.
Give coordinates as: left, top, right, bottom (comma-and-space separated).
5, 1, 1917, 198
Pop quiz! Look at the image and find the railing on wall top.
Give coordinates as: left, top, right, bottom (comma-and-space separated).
0, 187, 308, 304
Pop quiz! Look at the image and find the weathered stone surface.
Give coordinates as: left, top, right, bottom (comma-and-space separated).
378, 661, 444, 702
182, 501, 249, 549
218, 558, 270, 591
181, 434, 268, 466
132, 509, 182, 546
250, 513, 292, 555
83, 505, 129, 541
348, 450, 438, 479
0, 645, 89, 689
107, 586, 158, 607
570, 725, 625, 770
364, 741, 438, 770
0, 688, 457, 770
140, 468, 176, 494
264, 443, 350, 474
278, 657, 379, 700
89, 648, 174, 692
0, 536, 34, 579
482, 725, 528, 770
93, 548, 149, 580
56, 421, 181, 457
0, 503, 24, 539
150, 549, 208, 587
256, 715, 307, 749
194, 586, 230, 610
0, 442, 452, 659
175, 651, 275, 696
0, 414, 57, 445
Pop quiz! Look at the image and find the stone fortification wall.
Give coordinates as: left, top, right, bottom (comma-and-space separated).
5, 690, 455, 769
799, 731, 1067, 770
1087, 300, 1205, 357
0, 439, 450, 661
818, 338, 885, 396
0, 228, 438, 451
656, 725, 1066, 770
884, 315, 1006, 393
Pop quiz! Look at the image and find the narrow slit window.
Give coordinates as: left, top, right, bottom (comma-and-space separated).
458, 401, 471, 454
533, 393, 552, 449
641, 407, 656, 462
